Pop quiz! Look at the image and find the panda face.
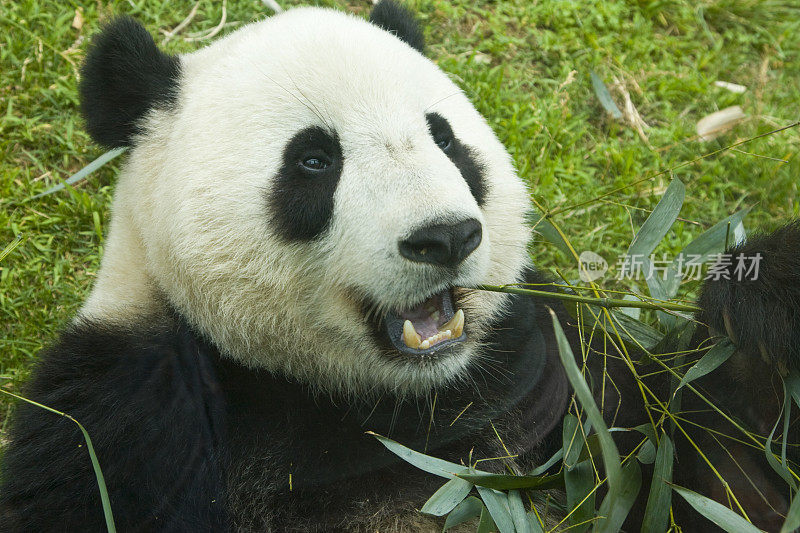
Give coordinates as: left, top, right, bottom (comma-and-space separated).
82, 7, 531, 396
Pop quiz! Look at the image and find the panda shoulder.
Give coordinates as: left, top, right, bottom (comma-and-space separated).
0, 315, 228, 530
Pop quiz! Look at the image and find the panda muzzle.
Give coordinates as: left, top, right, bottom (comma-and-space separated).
385, 289, 466, 354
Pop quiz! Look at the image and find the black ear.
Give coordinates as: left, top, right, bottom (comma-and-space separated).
79, 17, 182, 148
369, 0, 424, 54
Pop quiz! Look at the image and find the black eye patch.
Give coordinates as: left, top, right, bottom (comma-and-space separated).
425, 113, 487, 206
267, 126, 344, 241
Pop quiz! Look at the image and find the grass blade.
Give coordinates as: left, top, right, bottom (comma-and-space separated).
0, 390, 116, 532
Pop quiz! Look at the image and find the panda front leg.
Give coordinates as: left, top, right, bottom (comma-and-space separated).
673, 221, 800, 530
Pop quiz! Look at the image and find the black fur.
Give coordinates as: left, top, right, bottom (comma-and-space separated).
79, 17, 182, 148
0, 275, 568, 531
4, 220, 800, 530
698, 220, 800, 365
426, 112, 488, 206
267, 126, 344, 241
369, 0, 425, 53
0, 317, 227, 532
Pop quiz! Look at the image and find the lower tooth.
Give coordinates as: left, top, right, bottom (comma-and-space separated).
420, 339, 430, 349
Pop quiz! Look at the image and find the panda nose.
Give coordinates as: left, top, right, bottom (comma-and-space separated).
399, 219, 483, 268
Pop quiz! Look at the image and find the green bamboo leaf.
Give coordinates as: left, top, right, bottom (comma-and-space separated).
457, 472, 564, 491
421, 476, 473, 516
444, 496, 484, 531
600, 311, 664, 352
564, 460, 595, 532
530, 447, 563, 476
477, 486, 515, 533
672, 485, 763, 533
640, 257, 677, 329
681, 208, 751, 262
784, 369, 800, 409
641, 433, 674, 533
595, 460, 642, 533
550, 310, 622, 497
368, 432, 469, 479
508, 490, 532, 533
32, 147, 127, 199
528, 210, 571, 256
676, 338, 735, 390
477, 505, 499, 533
562, 413, 584, 467
591, 72, 623, 119
637, 440, 656, 464
780, 490, 800, 533
764, 386, 797, 491
626, 178, 685, 260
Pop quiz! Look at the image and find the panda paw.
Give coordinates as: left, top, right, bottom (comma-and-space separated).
697, 220, 800, 369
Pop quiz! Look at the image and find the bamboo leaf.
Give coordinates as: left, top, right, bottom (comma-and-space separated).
591, 72, 622, 119
550, 310, 622, 496
672, 485, 763, 533
508, 490, 532, 533
676, 338, 735, 390
458, 472, 564, 491
681, 208, 750, 262
780, 491, 800, 533
641, 433, 674, 533
444, 496, 484, 531
564, 460, 595, 532
32, 147, 126, 199
595, 460, 642, 533
368, 432, 469, 479
626, 178, 685, 260
477, 486, 515, 533
421, 476, 473, 516
528, 210, 571, 256
477, 505, 499, 533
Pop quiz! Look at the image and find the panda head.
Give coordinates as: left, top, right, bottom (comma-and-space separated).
80, 1, 531, 396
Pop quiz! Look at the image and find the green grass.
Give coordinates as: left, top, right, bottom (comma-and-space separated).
0, 0, 798, 432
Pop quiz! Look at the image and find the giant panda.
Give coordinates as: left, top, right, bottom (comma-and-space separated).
1, 1, 799, 531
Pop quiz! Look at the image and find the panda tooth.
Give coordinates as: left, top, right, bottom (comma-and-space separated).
440, 309, 464, 338
403, 320, 421, 349
420, 339, 431, 350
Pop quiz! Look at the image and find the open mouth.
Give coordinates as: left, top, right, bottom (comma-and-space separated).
384, 289, 466, 355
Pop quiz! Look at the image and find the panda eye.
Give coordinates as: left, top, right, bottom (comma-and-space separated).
435, 135, 452, 151
299, 154, 331, 172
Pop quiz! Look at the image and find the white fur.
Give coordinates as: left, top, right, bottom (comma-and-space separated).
82, 7, 531, 396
